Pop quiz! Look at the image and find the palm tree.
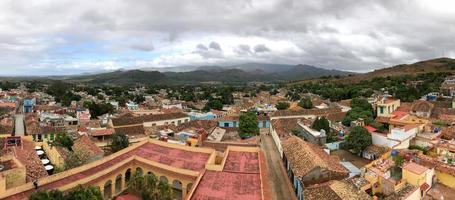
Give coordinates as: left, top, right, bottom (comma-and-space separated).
128, 174, 172, 200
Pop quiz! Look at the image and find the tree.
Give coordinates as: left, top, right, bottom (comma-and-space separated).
66, 185, 103, 200
128, 174, 172, 200
298, 98, 313, 109
111, 132, 129, 152
345, 126, 372, 154
203, 99, 223, 111
29, 186, 102, 200
342, 98, 374, 126
239, 112, 259, 139
311, 117, 330, 134
84, 101, 114, 119
393, 155, 404, 168
275, 102, 290, 110
53, 133, 74, 151
30, 190, 64, 200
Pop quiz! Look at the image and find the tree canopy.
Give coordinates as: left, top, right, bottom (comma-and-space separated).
29, 185, 102, 200
53, 133, 74, 151
311, 117, 330, 134
298, 97, 313, 109
203, 99, 223, 111
128, 174, 173, 200
83, 101, 114, 119
239, 112, 259, 139
275, 101, 290, 110
344, 126, 372, 154
342, 98, 374, 126
111, 132, 129, 152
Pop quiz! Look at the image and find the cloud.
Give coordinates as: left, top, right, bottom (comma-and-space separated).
209, 41, 222, 51
196, 44, 208, 51
253, 44, 270, 53
0, 0, 454, 75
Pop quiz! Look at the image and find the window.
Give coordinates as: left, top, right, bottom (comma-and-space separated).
224, 123, 230, 127
380, 106, 384, 114
178, 120, 181, 125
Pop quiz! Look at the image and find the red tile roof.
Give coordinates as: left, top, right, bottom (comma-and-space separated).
282, 136, 348, 178
112, 112, 188, 126
90, 128, 115, 137
72, 135, 103, 158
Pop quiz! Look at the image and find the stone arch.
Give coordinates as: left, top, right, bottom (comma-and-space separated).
103, 180, 112, 199
187, 183, 193, 193
115, 174, 122, 194
136, 167, 143, 176
159, 175, 168, 184
172, 179, 182, 190
125, 168, 132, 185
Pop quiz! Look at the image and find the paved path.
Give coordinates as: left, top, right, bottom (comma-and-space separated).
14, 114, 24, 136
260, 131, 297, 200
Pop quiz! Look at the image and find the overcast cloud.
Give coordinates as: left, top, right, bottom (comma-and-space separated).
0, 0, 454, 75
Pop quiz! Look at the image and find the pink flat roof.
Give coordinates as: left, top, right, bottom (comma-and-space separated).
190, 151, 263, 200
190, 171, 262, 200
6, 142, 211, 200
223, 151, 259, 173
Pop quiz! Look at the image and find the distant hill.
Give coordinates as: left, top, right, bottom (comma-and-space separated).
66, 63, 352, 85
290, 57, 455, 85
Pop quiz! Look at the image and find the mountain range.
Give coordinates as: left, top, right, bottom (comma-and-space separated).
64, 63, 352, 85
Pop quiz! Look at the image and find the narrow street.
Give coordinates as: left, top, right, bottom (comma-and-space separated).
14, 114, 25, 136
260, 130, 297, 200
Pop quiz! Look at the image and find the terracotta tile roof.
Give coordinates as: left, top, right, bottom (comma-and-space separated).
391, 110, 409, 119
411, 100, 434, 113
282, 136, 348, 178
90, 128, 115, 137
363, 145, 390, 156
2, 138, 48, 182
114, 125, 145, 137
364, 125, 377, 133
375, 116, 390, 123
0, 102, 16, 108
34, 105, 62, 111
175, 120, 217, 132
272, 107, 342, 118
111, 112, 188, 126
218, 115, 239, 121
325, 111, 347, 122
303, 180, 372, 200
271, 118, 310, 140
72, 135, 103, 158
0, 118, 14, 134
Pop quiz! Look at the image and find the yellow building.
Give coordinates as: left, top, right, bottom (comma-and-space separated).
376, 97, 400, 117
0, 139, 271, 200
402, 162, 433, 187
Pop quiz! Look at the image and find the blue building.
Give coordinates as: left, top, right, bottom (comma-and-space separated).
188, 112, 216, 121
23, 98, 36, 113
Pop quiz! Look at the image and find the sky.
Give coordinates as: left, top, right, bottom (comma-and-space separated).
0, 0, 455, 76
